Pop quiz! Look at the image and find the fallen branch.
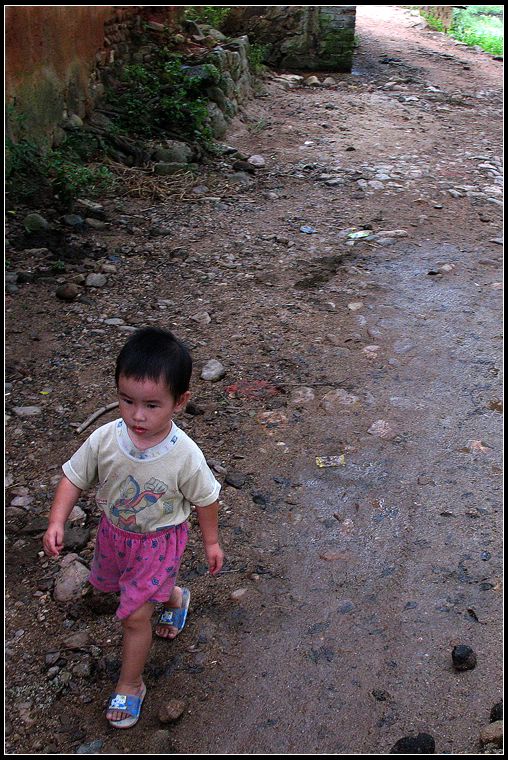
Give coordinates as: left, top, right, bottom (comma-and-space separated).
75, 402, 119, 434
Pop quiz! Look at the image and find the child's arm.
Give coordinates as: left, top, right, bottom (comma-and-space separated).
43, 475, 83, 557
195, 500, 224, 576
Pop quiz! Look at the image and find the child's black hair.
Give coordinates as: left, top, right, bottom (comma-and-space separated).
115, 327, 192, 400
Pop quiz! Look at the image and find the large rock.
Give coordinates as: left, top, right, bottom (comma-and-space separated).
152, 141, 193, 164
206, 103, 228, 138
53, 559, 89, 602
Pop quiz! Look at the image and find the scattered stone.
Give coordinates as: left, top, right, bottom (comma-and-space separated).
153, 140, 193, 164
225, 470, 246, 489
85, 218, 107, 230
76, 740, 104, 754
64, 526, 91, 551
56, 283, 80, 301
191, 311, 212, 325
10, 495, 34, 508
20, 516, 48, 534
480, 721, 503, 749
53, 560, 90, 602
320, 389, 359, 411
158, 699, 187, 724
61, 631, 90, 649
390, 734, 435, 753
368, 420, 396, 440
63, 214, 84, 228
257, 410, 288, 427
24, 213, 49, 232
490, 703, 503, 723
248, 154, 266, 167
104, 317, 125, 326
322, 77, 336, 87
230, 588, 248, 601
85, 273, 107, 288
305, 76, 321, 86
201, 360, 226, 382
452, 644, 477, 671
75, 199, 105, 218
320, 551, 347, 561
230, 171, 253, 185
372, 689, 391, 702
12, 406, 42, 417
290, 387, 315, 406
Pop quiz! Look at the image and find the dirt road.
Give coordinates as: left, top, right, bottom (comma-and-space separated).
5, 6, 503, 754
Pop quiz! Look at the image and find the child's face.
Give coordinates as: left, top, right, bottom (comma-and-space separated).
117, 374, 190, 447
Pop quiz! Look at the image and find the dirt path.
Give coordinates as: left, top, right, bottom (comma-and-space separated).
5, 6, 503, 755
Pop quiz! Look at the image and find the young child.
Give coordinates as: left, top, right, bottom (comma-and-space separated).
43, 327, 224, 728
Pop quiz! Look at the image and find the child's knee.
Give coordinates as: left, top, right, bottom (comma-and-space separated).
122, 602, 154, 629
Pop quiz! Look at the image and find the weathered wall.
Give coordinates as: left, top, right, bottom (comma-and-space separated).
5, 6, 183, 147
223, 6, 356, 72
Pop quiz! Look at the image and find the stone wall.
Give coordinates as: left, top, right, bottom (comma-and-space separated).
5, 6, 183, 147
222, 6, 356, 72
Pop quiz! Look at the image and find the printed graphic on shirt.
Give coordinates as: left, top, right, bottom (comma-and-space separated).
110, 476, 174, 532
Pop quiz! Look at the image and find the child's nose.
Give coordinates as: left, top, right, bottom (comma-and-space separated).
133, 406, 146, 421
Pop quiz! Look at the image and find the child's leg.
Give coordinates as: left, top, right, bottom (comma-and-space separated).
155, 585, 184, 639
107, 601, 154, 722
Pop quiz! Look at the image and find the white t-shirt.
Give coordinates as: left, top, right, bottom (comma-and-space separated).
62, 419, 221, 533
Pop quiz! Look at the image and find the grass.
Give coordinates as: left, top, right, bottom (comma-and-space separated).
421, 5, 503, 56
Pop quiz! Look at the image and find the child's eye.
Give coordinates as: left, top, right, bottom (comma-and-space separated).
147, 404, 159, 409
121, 398, 133, 404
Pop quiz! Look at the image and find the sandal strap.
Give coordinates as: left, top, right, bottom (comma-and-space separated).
108, 692, 143, 717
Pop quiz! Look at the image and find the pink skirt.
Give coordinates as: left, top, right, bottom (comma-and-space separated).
88, 513, 189, 619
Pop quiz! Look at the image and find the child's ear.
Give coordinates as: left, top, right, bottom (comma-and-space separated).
175, 391, 191, 412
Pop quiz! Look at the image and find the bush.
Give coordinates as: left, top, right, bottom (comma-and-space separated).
184, 6, 232, 29
450, 6, 503, 55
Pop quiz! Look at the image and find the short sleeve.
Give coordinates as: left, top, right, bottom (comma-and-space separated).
62, 430, 101, 490
179, 459, 221, 507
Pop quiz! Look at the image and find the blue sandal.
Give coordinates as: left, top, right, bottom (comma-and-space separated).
155, 587, 190, 638
107, 683, 146, 729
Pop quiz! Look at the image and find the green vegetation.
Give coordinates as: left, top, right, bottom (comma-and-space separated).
107, 56, 214, 143
420, 5, 503, 56
450, 5, 503, 55
6, 125, 115, 206
247, 43, 269, 75
184, 6, 232, 29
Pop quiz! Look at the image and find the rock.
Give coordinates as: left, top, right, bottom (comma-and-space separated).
207, 102, 228, 138
64, 526, 91, 550
76, 740, 104, 754
65, 113, 84, 129
374, 229, 409, 238
10, 495, 34, 508
230, 171, 253, 185
480, 721, 503, 748
248, 155, 266, 167
491, 703, 503, 723
368, 420, 396, 440
56, 283, 80, 301
24, 213, 49, 232
201, 360, 226, 382
452, 644, 477, 671
53, 560, 89, 602
191, 311, 212, 325
322, 77, 336, 87
104, 318, 125, 326
63, 214, 84, 228
85, 273, 107, 288
158, 699, 186, 723
305, 76, 321, 86
321, 389, 359, 411
320, 551, 347, 561
153, 140, 193, 164
85, 218, 107, 230
61, 630, 90, 649
75, 199, 105, 219
154, 162, 188, 176
230, 588, 248, 601
348, 302, 363, 311
12, 406, 42, 417
390, 734, 435, 753
225, 470, 246, 489
290, 387, 315, 406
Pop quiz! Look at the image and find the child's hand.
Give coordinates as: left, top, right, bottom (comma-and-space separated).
43, 523, 65, 557
204, 542, 224, 576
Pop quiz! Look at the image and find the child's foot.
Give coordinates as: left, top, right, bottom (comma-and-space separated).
107, 681, 146, 727
155, 586, 190, 639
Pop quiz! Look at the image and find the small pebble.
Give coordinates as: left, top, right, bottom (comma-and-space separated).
452, 644, 477, 671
